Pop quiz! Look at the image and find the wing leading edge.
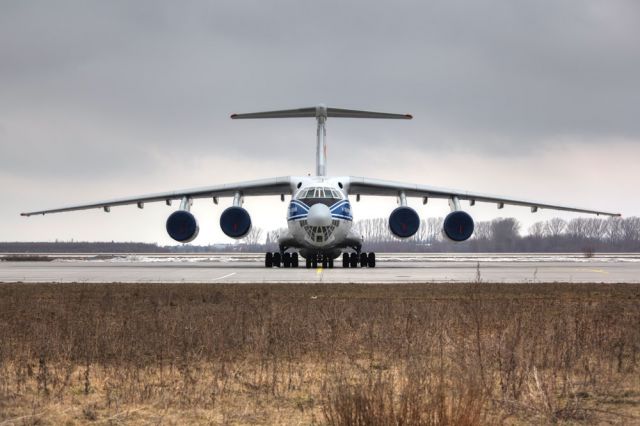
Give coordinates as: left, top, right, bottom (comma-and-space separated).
346, 177, 621, 217
21, 177, 294, 216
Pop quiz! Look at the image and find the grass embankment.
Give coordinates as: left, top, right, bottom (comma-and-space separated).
0, 282, 639, 424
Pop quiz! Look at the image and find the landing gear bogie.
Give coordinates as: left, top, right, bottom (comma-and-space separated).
368, 252, 376, 268
342, 251, 377, 268
265, 251, 297, 268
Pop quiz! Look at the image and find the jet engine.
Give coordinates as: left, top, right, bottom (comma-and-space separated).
220, 206, 252, 238
388, 206, 420, 238
166, 210, 199, 243
443, 211, 474, 242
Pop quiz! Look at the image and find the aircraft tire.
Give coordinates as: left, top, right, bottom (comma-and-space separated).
292, 253, 299, 268
328, 258, 334, 268
360, 252, 368, 268
342, 253, 349, 268
283, 252, 291, 268
265, 252, 273, 268
368, 252, 376, 268
305, 257, 312, 268
273, 252, 281, 268
349, 252, 358, 268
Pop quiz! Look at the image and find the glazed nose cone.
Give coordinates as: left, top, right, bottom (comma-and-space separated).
307, 204, 332, 227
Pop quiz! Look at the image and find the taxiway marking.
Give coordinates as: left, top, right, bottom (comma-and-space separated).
212, 272, 236, 281
575, 268, 608, 274
581, 268, 608, 274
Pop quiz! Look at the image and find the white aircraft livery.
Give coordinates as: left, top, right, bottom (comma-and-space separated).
22, 105, 621, 268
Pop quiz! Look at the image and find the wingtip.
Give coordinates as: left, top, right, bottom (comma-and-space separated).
230, 113, 238, 119
405, 114, 413, 119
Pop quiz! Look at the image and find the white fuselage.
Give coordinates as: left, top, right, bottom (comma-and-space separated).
284, 177, 357, 252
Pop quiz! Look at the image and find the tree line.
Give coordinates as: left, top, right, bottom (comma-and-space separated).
353, 216, 640, 253
2, 216, 638, 253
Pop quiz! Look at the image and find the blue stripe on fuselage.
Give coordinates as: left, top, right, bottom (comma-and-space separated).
288, 198, 353, 221
290, 199, 310, 211
330, 200, 349, 211
330, 200, 352, 220
287, 214, 353, 222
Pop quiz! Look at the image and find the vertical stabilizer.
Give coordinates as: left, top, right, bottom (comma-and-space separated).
315, 105, 327, 176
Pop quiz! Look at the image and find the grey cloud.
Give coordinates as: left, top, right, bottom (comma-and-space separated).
1, 0, 639, 182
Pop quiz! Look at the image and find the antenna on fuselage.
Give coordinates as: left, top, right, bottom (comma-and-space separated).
230, 105, 412, 177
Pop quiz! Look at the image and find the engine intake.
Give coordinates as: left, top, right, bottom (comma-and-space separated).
220, 206, 252, 238
166, 210, 199, 243
443, 211, 474, 242
389, 206, 420, 238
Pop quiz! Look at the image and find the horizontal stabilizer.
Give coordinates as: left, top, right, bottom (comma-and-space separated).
231, 105, 412, 120
326, 107, 412, 119
231, 107, 317, 119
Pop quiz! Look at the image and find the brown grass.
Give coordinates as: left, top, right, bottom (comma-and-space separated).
0, 282, 639, 424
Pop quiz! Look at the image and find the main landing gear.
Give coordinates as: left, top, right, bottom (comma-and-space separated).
342, 252, 376, 268
265, 252, 299, 268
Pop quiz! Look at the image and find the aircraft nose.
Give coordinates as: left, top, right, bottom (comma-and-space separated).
307, 204, 332, 227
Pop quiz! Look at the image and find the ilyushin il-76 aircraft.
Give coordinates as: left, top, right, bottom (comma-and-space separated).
22, 105, 621, 268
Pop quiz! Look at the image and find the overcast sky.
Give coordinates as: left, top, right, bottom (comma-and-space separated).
1, 0, 639, 244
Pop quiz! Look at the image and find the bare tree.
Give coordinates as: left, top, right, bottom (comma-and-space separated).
243, 227, 264, 245
567, 218, 589, 237
583, 218, 606, 239
528, 221, 546, 239
545, 218, 567, 238
621, 217, 640, 244
491, 218, 521, 250
424, 217, 443, 242
474, 221, 493, 241
605, 217, 625, 244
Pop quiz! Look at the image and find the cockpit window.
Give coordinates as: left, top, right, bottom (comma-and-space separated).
298, 187, 342, 206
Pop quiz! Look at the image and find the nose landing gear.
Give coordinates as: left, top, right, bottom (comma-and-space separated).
305, 254, 334, 269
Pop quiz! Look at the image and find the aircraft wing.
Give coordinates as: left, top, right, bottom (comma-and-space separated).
347, 176, 621, 217
21, 176, 294, 216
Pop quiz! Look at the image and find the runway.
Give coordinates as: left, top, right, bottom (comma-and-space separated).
1, 253, 639, 283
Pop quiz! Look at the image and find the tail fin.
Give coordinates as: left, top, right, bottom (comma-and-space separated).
231, 105, 412, 176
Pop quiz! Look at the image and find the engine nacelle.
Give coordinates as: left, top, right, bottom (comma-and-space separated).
166, 210, 199, 243
220, 206, 252, 239
388, 206, 420, 238
443, 211, 474, 242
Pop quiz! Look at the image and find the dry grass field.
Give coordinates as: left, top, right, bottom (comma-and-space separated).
0, 282, 639, 425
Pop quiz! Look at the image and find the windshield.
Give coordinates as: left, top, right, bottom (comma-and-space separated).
297, 187, 343, 206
